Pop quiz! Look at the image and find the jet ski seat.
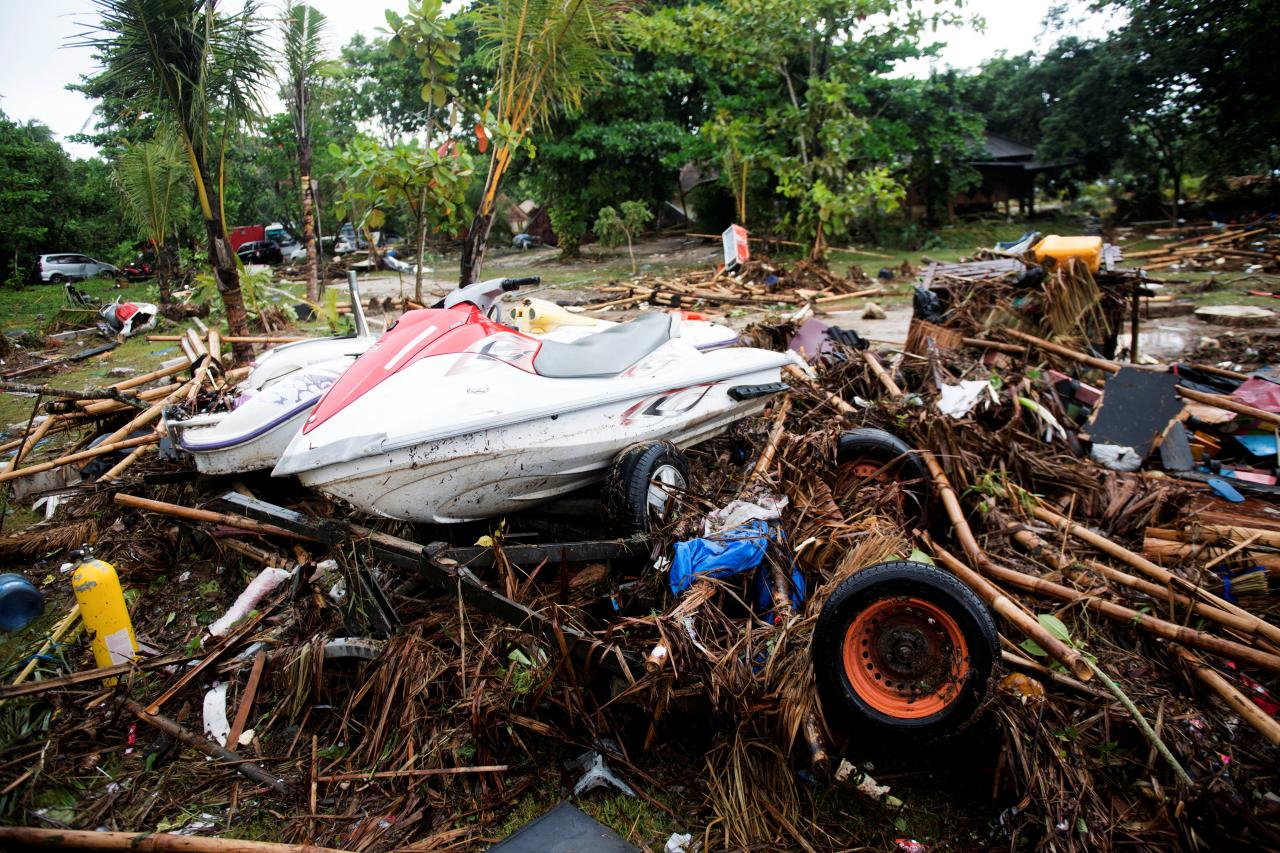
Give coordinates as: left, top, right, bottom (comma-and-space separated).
533, 312, 673, 378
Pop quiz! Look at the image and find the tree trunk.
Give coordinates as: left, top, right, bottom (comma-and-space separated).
459, 212, 496, 286
414, 210, 428, 304
300, 143, 318, 302
153, 239, 171, 305
205, 215, 251, 363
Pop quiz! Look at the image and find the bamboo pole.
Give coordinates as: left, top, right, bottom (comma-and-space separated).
102, 359, 192, 394
922, 533, 1091, 679
1030, 503, 1280, 648
1002, 515, 1271, 646
0, 434, 156, 485
746, 396, 791, 484
317, 765, 510, 783
97, 443, 155, 482
931, 544, 1280, 676
0, 606, 80, 707
0, 827, 349, 853
113, 493, 310, 540
1003, 328, 1280, 427
1174, 646, 1280, 746
5, 416, 53, 473
861, 351, 901, 396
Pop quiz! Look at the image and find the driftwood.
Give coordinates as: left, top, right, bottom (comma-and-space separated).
0, 827, 349, 853
114, 493, 308, 540
0, 380, 147, 410
125, 698, 289, 794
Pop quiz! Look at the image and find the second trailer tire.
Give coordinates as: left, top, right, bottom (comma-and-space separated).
813, 560, 998, 740
835, 428, 931, 520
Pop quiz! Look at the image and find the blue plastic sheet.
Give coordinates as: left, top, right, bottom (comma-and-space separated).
669, 520, 771, 596
668, 521, 806, 618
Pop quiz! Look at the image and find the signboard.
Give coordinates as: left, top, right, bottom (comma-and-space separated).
722, 224, 749, 270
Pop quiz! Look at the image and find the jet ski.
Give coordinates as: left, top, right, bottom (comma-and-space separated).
273, 277, 799, 523
171, 275, 740, 476
167, 273, 380, 475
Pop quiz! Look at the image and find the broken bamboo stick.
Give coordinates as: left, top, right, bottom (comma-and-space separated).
147, 334, 309, 344
931, 544, 1280, 676
0, 434, 157, 485
1030, 503, 1280, 648
1002, 514, 1271, 647
5, 415, 53, 473
317, 765, 510, 783
861, 351, 901, 396
746, 396, 792, 485
1174, 646, 1280, 747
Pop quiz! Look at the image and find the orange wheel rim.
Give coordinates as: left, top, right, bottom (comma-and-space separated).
842, 596, 969, 719
840, 458, 891, 483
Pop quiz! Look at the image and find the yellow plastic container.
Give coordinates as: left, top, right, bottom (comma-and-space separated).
1032, 235, 1103, 272
71, 556, 137, 673
509, 297, 597, 335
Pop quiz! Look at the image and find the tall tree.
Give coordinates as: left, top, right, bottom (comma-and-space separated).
77, 0, 271, 361
281, 2, 332, 302
459, 0, 631, 285
112, 133, 188, 303
0, 113, 62, 282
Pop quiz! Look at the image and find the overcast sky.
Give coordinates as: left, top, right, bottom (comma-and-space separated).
0, 0, 1115, 160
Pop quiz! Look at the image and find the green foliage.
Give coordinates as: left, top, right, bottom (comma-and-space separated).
594, 201, 652, 273
112, 133, 187, 253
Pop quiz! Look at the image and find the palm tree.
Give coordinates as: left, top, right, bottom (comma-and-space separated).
77, 0, 271, 362
459, 0, 630, 285
112, 133, 187, 304
281, 2, 330, 303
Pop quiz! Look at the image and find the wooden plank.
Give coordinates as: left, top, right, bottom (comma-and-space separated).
225, 648, 266, 749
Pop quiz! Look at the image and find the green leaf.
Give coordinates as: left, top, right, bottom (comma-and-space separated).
1037, 613, 1073, 644
1020, 638, 1048, 658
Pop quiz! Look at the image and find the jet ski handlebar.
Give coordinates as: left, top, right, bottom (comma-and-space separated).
442, 275, 543, 313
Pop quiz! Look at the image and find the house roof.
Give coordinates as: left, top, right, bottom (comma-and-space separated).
982, 133, 1037, 161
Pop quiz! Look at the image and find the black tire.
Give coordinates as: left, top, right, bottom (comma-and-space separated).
835, 428, 930, 520
813, 560, 997, 740
49, 273, 67, 284
606, 440, 689, 534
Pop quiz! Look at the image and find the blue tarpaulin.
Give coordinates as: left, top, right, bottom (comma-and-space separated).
668, 521, 806, 616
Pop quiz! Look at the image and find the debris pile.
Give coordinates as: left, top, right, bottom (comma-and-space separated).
1126, 224, 1280, 273
0, 253, 1277, 851
589, 256, 893, 313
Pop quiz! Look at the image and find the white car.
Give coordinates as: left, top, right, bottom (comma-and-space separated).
33, 253, 120, 283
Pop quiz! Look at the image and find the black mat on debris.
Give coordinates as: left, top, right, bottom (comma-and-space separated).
488, 801, 639, 853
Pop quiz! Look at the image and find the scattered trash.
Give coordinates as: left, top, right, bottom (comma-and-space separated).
566, 743, 636, 797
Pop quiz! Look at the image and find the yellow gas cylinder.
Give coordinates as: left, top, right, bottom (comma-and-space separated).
1032, 235, 1104, 272
70, 549, 137, 672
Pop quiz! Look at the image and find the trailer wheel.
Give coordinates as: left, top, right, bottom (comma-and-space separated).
835, 428, 930, 521
607, 441, 689, 534
813, 560, 997, 739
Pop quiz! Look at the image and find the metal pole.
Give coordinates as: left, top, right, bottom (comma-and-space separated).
348, 270, 370, 339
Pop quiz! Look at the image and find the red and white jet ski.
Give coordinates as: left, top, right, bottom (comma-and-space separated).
273, 277, 799, 522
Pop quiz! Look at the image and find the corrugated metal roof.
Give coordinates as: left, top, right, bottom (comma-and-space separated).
982, 133, 1037, 160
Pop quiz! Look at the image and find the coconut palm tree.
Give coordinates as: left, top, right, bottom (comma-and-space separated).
281, 2, 332, 303
112, 133, 187, 304
77, 0, 271, 361
458, 0, 631, 285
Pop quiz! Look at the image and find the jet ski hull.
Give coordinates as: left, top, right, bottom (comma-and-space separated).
277, 333, 794, 522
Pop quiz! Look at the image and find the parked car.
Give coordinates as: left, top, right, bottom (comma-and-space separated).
32, 254, 121, 283
236, 240, 284, 266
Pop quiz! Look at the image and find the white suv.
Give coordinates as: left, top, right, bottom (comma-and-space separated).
33, 254, 120, 283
